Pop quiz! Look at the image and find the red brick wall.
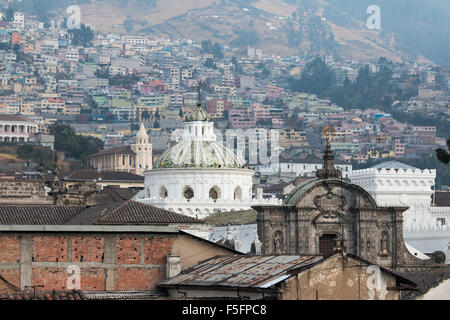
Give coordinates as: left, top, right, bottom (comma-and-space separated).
145, 237, 173, 264
117, 237, 140, 265
79, 268, 105, 291
33, 236, 67, 262
116, 268, 164, 290
32, 268, 68, 290
0, 233, 178, 292
0, 269, 20, 287
72, 237, 104, 263
0, 236, 20, 263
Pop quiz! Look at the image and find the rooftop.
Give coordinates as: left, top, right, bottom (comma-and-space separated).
0, 200, 201, 226
432, 191, 450, 207
202, 210, 257, 226
62, 170, 144, 182
370, 161, 418, 170
158, 255, 324, 290
90, 146, 136, 157
0, 114, 34, 122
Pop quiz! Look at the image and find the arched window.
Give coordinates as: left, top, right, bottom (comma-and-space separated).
234, 187, 242, 200
160, 187, 168, 199
209, 187, 220, 200
183, 186, 194, 200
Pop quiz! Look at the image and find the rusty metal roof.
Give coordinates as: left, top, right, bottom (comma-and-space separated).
159, 255, 324, 289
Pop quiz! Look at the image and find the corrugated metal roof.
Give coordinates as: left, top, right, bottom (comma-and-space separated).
82, 290, 165, 300
159, 255, 323, 289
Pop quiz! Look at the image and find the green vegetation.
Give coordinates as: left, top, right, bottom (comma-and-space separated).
231, 29, 259, 48
289, 57, 417, 111
201, 40, 223, 60
68, 24, 94, 47
49, 123, 103, 165
436, 140, 450, 165
17, 144, 56, 171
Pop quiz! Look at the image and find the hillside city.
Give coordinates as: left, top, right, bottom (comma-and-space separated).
0, 5, 449, 303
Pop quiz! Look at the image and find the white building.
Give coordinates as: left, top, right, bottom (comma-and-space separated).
0, 115, 38, 143
13, 12, 25, 29
349, 161, 439, 230
255, 162, 353, 179
66, 48, 79, 62
135, 104, 280, 219
349, 161, 450, 262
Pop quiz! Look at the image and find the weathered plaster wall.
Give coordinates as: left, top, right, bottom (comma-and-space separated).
281, 255, 399, 300
418, 279, 450, 300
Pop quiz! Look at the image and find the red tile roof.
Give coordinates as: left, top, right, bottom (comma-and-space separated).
0, 114, 33, 122
90, 146, 135, 157
0, 200, 201, 226
98, 200, 202, 225
0, 205, 85, 225
63, 170, 144, 182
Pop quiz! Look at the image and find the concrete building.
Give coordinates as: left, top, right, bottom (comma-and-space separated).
349, 161, 439, 231
0, 115, 38, 143
254, 161, 353, 179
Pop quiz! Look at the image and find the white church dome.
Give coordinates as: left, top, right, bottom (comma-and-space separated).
155, 103, 243, 169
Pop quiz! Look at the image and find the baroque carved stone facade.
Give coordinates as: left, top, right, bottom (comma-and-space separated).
254, 143, 446, 272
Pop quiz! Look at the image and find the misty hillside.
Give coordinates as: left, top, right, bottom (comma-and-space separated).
2, 0, 449, 64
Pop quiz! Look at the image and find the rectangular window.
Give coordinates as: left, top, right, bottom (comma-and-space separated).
437, 218, 446, 226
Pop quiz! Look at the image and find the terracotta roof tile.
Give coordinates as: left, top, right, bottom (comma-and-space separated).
90, 146, 135, 157
98, 200, 202, 225
63, 170, 144, 182
0, 205, 85, 225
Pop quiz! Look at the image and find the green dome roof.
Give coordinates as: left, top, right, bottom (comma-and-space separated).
155, 140, 244, 169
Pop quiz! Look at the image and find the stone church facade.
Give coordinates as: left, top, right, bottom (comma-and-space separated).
254, 143, 446, 272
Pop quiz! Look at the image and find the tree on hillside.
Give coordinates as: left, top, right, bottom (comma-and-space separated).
17, 145, 55, 171
436, 139, 450, 164
49, 123, 103, 165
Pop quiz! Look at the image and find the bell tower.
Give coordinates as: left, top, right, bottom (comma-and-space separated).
131, 122, 153, 175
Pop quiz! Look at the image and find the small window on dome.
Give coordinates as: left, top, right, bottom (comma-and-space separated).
234, 187, 242, 200
183, 186, 194, 200
209, 187, 220, 200
160, 187, 168, 199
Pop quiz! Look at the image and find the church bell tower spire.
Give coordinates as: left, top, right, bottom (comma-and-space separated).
316, 125, 342, 180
